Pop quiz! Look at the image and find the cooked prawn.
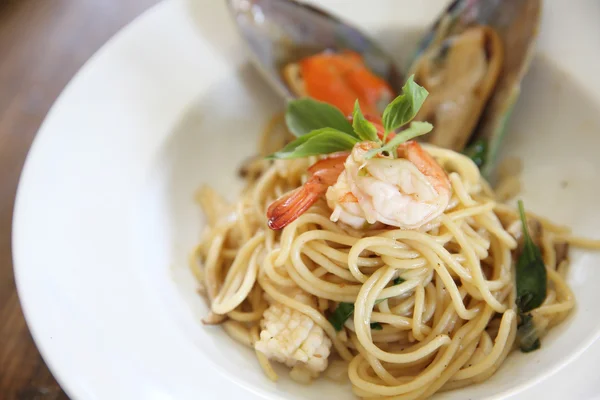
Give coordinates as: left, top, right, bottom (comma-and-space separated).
267, 138, 451, 230
326, 141, 451, 229
267, 154, 348, 230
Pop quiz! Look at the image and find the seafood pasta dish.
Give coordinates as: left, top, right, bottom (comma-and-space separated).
190, 76, 599, 399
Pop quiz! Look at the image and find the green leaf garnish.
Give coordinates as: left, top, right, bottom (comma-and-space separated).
517, 312, 541, 352
370, 322, 383, 330
327, 278, 405, 331
515, 200, 547, 313
352, 100, 380, 143
364, 121, 433, 160
270, 76, 431, 160
286, 98, 356, 138
327, 302, 354, 331
267, 128, 360, 159
463, 138, 487, 168
327, 302, 384, 332
393, 277, 405, 285
381, 75, 428, 139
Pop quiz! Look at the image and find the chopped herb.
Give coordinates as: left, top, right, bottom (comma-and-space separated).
393, 277, 405, 285
517, 312, 541, 352
370, 322, 383, 330
328, 277, 405, 331
515, 200, 547, 313
327, 302, 354, 331
463, 138, 487, 168
514, 200, 547, 353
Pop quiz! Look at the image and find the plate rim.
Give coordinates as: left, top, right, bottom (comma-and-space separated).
12, 2, 171, 399
12, 0, 600, 399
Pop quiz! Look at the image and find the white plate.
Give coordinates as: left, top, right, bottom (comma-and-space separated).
13, 0, 600, 399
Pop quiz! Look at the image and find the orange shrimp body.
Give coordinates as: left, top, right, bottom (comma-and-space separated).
267, 137, 451, 230
326, 141, 450, 229
267, 154, 348, 230
397, 141, 450, 197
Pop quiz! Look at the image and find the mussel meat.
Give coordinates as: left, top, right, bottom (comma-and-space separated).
409, 0, 541, 176
229, 0, 541, 176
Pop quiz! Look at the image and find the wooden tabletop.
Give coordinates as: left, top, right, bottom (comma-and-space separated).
0, 1, 159, 398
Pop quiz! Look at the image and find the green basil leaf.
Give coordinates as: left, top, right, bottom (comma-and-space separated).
352, 100, 380, 142
328, 302, 354, 331
515, 200, 547, 313
286, 98, 357, 138
381, 75, 428, 133
364, 121, 433, 160
370, 322, 383, 330
328, 302, 386, 332
517, 313, 541, 352
267, 128, 359, 159
393, 277, 405, 285
463, 138, 488, 168
329, 276, 403, 331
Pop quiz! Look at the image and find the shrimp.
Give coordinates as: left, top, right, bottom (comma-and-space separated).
267, 154, 348, 230
326, 141, 451, 229
267, 141, 451, 230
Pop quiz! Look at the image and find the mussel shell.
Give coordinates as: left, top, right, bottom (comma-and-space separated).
227, 0, 402, 98
410, 0, 542, 177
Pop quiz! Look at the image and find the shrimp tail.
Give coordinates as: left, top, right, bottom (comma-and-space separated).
267, 182, 324, 230
267, 154, 348, 230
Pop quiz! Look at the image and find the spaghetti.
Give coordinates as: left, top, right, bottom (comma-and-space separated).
189, 114, 598, 399
190, 78, 600, 397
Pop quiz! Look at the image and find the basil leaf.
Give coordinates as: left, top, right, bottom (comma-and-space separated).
268, 128, 359, 159
517, 313, 541, 352
393, 277, 405, 285
370, 322, 383, 330
328, 275, 405, 331
328, 302, 385, 332
381, 75, 428, 134
328, 302, 354, 331
286, 98, 357, 138
515, 200, 547, 313
352, 100, 380, 142
463, 138, 487, 168
364, 121, 433, 160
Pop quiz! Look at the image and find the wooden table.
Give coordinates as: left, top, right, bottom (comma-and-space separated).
0, 1, 159, 398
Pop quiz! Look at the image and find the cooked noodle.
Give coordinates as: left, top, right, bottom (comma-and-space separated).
190, 117, 600, 399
